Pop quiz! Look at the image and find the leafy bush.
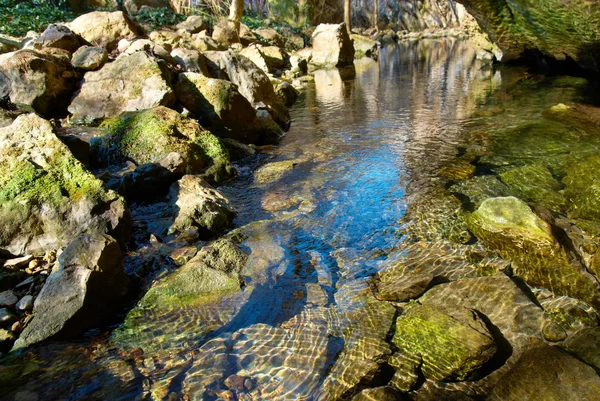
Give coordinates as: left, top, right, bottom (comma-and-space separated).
133, 7, 186, 31
0, 0, 76, 36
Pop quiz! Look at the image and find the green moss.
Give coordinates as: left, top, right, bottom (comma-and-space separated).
393, 303, 495, 381
468, 197, 600, 308
563, 155, 600, 221
499, 164, 565, 213
99, 107, 234, 184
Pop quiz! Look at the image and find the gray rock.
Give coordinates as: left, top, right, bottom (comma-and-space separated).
167, 175, 236, 238
275, 82, 299, 107
0, 308, 17, 327
176, 15, 207, 34
0, 49, 73, 118
0, 290, 18, 307
68, 11, 139, 52
34, 24, 80, 53
71, 46, 108, 71
15, 295, 34, 311
175, 72, 281, 145
13, 233, 127, 350
202, 50, 290, 129
0, 114, 131, 256
310, 23, 355, 67
3, 256, 34, 269
68, 51, 175, 124
171, 48, 209, 74
488, 347, 600, 401
122, 39, 175, 65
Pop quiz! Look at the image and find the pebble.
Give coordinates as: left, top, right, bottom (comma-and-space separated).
11, 320, 23, 334
0, 308, 18, 326
3, 255, 34, 269
16, 295, 34, 311
28, 259, 42, 270
0, 290, 18, 306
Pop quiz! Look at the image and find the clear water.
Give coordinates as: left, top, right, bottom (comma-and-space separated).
2, 39, 593, 400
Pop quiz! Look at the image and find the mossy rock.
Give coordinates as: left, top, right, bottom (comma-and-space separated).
0, 114, 130, 255
468, 197, 600, 308
392, 303, 496, 382
498, 164, 565, 213
450, 175, 518, 210
98, 106, 234, 184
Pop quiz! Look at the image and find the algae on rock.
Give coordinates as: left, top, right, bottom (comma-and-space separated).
98, 106, 234, 184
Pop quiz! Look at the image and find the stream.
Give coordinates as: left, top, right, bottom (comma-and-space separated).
3, 38, 598, 400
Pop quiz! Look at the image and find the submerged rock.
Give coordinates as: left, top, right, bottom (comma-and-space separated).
468, 197, 600, 308
0, 49, 74, 118
563, 154, 600, 222
97, 106, 234, 184
498, 164, 565, 213
393, 303, 496, 381
0, 114, 130, 255
560, 327, 600, 372
68, 11, 139, 52
310, 23, 355, 68
13, 233, 127, 350
351, 386, 402, 401
488, 347, 600, 400
69, 51, 175, 124
137, 237, 246, 311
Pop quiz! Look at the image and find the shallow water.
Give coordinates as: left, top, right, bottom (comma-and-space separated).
3, 39, 597, 400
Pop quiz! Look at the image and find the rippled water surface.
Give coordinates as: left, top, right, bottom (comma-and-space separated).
3, 39, 594, 400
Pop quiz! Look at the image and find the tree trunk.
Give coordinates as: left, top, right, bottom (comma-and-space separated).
374, 0, 379, 31
229, 0, 244, 34
344, 0, 352, 34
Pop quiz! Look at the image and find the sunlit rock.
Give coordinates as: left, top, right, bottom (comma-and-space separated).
13, 233, 127, 350
393, 303, 496, 381
0, 49, 74, 118
488, 347, 600, 400
97, 106, 234, 184
71, 46, 108, 71
0, 114, 130, 255
69, 51, 175, 124
68, 11, 139, 52
468, 197, 600, 308
310, 23, 355, 68
498, 164, 565, 213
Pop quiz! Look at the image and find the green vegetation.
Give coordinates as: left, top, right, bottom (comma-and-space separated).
0, 0, 76, 36
133, 6, 186, 31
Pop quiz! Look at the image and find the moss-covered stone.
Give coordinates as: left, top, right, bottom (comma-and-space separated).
450, 175, 518, 210
98, 106, 234, 184
392, 302, 496, 382
468, 197, 600, 308
499, 164, 565, 213
0, 114, 130, 255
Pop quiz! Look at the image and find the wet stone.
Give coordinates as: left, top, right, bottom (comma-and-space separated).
351, 386, 403, 401
560, 327, 600, 372
542, 321, 567, 343
15, 295, 34, 311
0, 290, 18, 306
0, 308, 18, 326
388, 352, 421, 392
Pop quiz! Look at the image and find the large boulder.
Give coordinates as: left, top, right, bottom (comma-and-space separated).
212, 20, 239, 47
167, 175, 236, 237
202, 50, 290, 128
240, 44, 286, 74
175, 72, 282, 145
0, 50, 73, 118
468, 197, 600, 308
456, 0, 600, 71
68, 51, 175, 124
68, 11, 139, 52
488, 346, 600, 401
97, 107, 234, 184
176, 15, 208, 34
0, 114, 130, 256
171, 48, 210, 74
310, 23, 355, 68
12, 233, 127, 350
393, 303, 496, 381
254, 28, 285, 48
